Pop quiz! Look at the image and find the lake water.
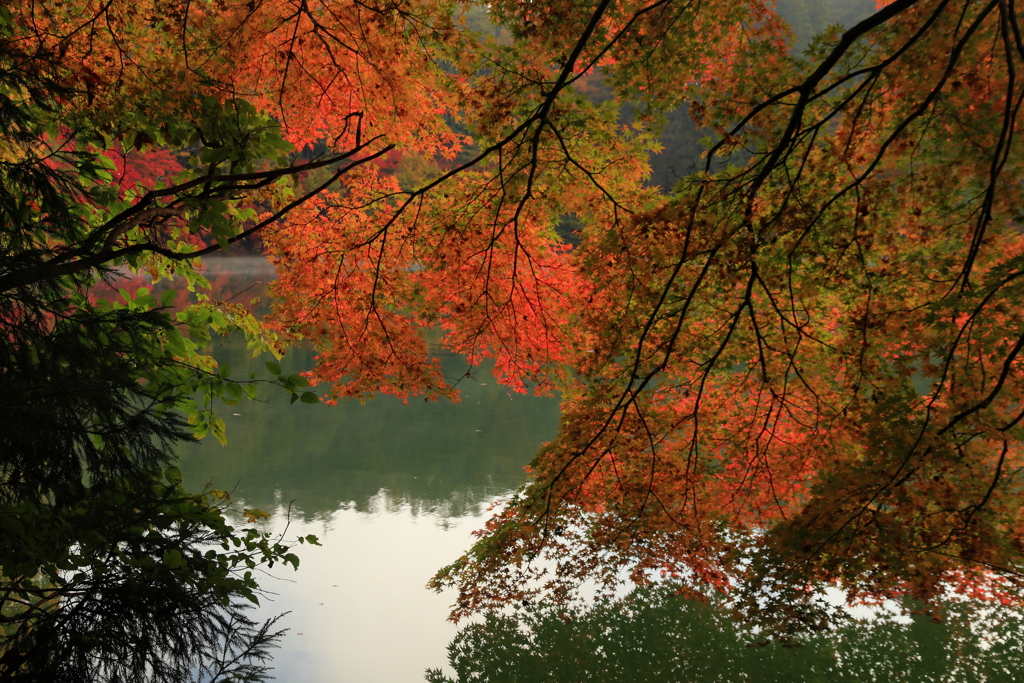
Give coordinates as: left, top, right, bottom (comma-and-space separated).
170, 258, 1024, 683
174, 258, 561, 682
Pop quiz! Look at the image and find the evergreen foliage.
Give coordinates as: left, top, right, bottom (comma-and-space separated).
0, 28, 308, 683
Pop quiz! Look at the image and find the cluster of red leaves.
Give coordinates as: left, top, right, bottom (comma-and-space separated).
430, 0, 1024, 629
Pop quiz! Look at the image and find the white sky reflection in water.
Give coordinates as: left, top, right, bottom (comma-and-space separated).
246, 492, 502, 683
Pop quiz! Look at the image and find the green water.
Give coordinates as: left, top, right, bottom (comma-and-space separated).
179, 344, 557, 521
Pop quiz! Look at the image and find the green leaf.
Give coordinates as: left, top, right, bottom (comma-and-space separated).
265, 361, 282, 375
300, 391, 319, 404
210, 417, 227, 446
164, 466, 182, 484
163, 549, 183, 569
225, 383, 244, 402
242, 508, 271, 523
201, 146, 233, 165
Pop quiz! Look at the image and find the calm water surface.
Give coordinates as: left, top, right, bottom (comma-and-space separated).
167, 259, 1024, 683
175, 258, 560, 683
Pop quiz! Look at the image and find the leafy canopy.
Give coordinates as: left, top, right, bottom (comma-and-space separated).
5, 0, 1024, 640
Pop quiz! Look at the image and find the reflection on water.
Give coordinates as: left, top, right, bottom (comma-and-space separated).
178, 342, 558, 522
238, 500, 507, 683
428, 585, 1024, 682
174, 257, 561, 682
